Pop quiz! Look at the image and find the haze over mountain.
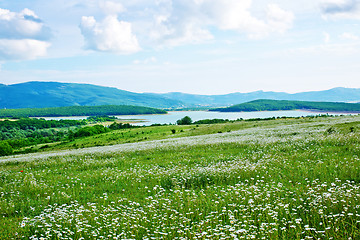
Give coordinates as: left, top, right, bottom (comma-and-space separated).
1, 82, 360, 109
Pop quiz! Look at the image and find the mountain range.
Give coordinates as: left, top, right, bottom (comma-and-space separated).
1, 81, 360, 109
0, 82, 183, 109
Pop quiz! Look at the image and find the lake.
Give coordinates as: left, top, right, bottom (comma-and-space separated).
43, 110, 352, 126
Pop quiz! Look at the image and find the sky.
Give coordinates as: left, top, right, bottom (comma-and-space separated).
0, 0, 360, 94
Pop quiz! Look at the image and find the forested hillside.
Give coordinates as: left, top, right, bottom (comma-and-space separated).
0, 82, 183, 109
0, 105, 167, 118
211, 99, 360, 112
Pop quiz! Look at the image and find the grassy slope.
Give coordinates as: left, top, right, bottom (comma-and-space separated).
27, 118, 301, 152
212, 99, 360, 112
1, 115, 360, 239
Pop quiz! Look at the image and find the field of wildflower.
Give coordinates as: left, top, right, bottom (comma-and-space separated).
1, 115, 360, 239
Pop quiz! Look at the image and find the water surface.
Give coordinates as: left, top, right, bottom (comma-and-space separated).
42, 110, 352, 126
117, 110, 348, 126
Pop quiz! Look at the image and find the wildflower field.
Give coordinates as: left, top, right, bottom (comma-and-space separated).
1, 115, 360, 239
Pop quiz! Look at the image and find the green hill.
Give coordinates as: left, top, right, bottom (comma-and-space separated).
0, 82, 184, 109
0, 105, 167, 118
211, 99, 360, 112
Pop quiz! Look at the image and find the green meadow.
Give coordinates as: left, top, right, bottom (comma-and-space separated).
1, 115, 360, 239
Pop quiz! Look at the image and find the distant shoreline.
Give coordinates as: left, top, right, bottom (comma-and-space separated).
297, 109, 360, 114
209, 109, 360, 114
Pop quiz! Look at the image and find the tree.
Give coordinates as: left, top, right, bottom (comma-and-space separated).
109, 122, 132, 130
176, 116, 192, 125
73, 125, 108, 138
0, 141, 13, 156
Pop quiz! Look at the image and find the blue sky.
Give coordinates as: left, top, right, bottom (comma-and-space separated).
0, 0, 360, 94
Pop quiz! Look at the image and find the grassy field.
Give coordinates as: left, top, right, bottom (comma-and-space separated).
0, 115, 360, 239
26, 116, 334, 152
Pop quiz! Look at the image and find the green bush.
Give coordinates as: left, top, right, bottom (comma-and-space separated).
109, 122, 133, 130
0, 141, 13, 156
176, 116, 192, 125
193, 119, 229, 124
74, 125, 109, 138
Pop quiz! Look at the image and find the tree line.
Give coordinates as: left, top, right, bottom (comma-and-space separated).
211, 99, 360, 112
0, 105, 167, 118
0, 116, 138, 156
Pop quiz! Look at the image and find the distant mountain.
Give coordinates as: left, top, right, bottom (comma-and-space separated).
211, 99, 360, 113
154, 87, 360, 107
0, 82, 184, 109
287, 87, 360, 102
1, 81, 360, 109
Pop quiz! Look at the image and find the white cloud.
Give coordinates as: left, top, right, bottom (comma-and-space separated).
80, 15, 141, 54
146, 0, 213, 47
266, 4, 294, 34
205, 0, 269, 37
340, 32, 359, 40
0, 8, 51, 40
150, 20, 214, 47
321, 0, 360, 19
0, 39, 50, 60
99, 0, 126, 15
0, 8, 51, 60
147, 0, 294, 46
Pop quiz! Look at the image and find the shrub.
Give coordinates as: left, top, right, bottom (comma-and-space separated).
74, 125, 109, 138
0, 141, 13, 156
176, 116, 192, 125
326, 127, 336, 134
193, 119, 228, 124
109, 122, 132, 130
